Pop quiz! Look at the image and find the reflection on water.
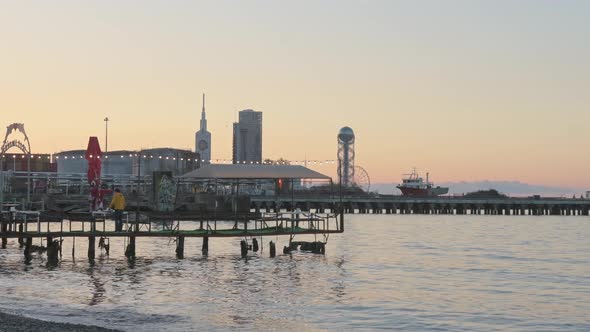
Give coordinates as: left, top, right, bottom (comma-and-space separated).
0, 216, 589, 331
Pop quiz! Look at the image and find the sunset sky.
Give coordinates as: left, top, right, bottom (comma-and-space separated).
1, 1, 588, 187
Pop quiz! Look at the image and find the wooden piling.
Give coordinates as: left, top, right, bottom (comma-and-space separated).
240, 240, 248, 258
24, 237, 32, 262
125, 236, 136, 259
202, 236, 209, 256
59, 237, 63, 258
88, 236, 95, 260
1, 220, 7, 249
176, 236, 185, 259
18, 223, 24, 247
46, 237, 59, 266
269, 241, 276, 258
252, 238, 259, 252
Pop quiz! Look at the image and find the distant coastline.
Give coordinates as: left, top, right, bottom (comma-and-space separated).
373, 181, 586, 197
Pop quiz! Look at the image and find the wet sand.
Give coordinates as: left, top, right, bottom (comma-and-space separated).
0, 311, 119, 332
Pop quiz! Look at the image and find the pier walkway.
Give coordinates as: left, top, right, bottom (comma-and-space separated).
251, 196, 590, 216
0, 210, 343, 262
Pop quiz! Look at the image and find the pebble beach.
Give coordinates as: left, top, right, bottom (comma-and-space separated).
0, 312, 119, 332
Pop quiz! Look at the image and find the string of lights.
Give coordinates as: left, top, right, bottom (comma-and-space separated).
2, 153, 336, 165
0, 155, 50, 160
58, 154, 336, 165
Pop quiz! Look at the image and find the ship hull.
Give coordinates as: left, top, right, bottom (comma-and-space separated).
398, 186, 449, 197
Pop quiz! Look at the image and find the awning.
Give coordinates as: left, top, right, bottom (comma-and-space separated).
181, 164, 331, 180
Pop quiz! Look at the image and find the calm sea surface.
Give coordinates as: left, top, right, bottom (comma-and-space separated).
0, 215, 589, 331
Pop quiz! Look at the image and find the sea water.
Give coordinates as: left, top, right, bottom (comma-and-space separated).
0, 215, 588, 331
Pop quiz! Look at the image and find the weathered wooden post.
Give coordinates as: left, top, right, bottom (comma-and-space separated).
252, 238, 259, 252
1, 218, 7, 249
88, 236, 95, 260
315, 242, 325, 254
340, 205, 344, 232
18, 223, 24, 247
125, 236, 136, 259
202, 236, 209, 256
240, 240, 248, 258
269, 241, 276, 258
24, 237, 33, 262
46, 237, 59, 266
176, 236, 185, 259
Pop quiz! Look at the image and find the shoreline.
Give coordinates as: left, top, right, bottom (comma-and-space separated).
0, 311, 120, 332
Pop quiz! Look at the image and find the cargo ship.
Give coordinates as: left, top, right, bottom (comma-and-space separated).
397, 169, 449, 196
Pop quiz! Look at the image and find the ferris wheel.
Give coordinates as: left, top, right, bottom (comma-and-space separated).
352, 166, 371, 193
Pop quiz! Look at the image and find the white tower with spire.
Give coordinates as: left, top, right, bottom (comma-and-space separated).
195, 93, 211, 163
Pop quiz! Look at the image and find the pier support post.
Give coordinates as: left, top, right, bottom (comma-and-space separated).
46, 237, 59, 266
18, 223, 24, 248
252, 238, 259, 252
24, 237, 32, 262
202, 236, 209, 256
269, 241, 276, 258
1, 219, 7, 249
125, 237, 136, 259
176, 236, 185, 259
240, 240, 248, 258
88, 236, 95, 260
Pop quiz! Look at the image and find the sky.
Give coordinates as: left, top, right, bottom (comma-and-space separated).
1, 0, 589, 188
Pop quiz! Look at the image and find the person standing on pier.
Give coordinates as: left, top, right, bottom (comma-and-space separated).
109, 188, 126, 231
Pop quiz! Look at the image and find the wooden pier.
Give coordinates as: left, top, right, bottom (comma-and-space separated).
0, 209, 344, 263
251, 196, 590, 216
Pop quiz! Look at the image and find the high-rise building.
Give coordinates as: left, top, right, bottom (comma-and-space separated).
195, 93, 211, 163
232, 109, 262, 164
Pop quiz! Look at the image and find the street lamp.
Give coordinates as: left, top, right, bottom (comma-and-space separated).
104, 117, 109, 176
104, 117, 109, 153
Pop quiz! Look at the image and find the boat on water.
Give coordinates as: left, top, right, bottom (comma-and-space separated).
397, 168, 449, 196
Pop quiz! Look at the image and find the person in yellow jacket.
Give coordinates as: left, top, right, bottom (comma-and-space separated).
109, 188, 126, 231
